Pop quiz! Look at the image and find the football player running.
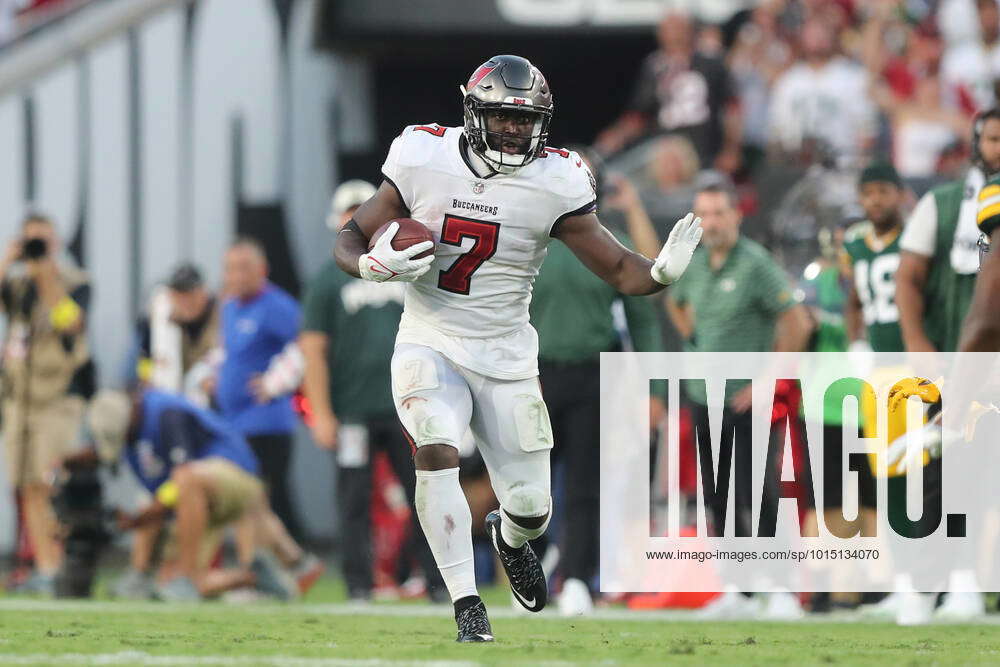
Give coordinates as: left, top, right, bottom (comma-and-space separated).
334, 55, 702, 642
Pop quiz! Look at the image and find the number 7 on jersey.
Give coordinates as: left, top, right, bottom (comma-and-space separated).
437, 215, 500, 295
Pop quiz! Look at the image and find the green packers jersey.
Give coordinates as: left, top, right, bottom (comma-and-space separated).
923, 181, 976, 351
842, 222, 905, 352
301, 259, 404, 422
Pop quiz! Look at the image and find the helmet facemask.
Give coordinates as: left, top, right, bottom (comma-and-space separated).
463, 91, 552, 174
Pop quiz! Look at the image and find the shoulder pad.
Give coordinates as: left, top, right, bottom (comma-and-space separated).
536, 147, 597, 202
393, 123, 454, 169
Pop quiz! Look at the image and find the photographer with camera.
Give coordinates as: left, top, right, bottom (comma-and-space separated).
0, 212, 92, 596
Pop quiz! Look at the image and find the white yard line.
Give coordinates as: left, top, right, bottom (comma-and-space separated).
0, 597, 996, 624
0, 597, 681, 620
0, 654, 490, 666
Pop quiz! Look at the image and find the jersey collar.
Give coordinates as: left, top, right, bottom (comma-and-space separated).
864, 224, 901, 253
458, 134, 498, 180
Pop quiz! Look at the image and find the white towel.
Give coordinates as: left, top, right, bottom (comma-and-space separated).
952, 167, 985, 274
150, 287, 183, 392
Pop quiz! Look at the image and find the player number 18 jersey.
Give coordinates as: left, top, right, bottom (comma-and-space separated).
842, 221, 905, 352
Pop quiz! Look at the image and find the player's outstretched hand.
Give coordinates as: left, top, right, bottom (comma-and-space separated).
884, 412, 946, 473
359, 221, 435, 283
651, 212, 702, 286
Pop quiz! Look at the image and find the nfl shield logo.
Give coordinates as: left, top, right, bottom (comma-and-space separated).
472, 182, 485, 194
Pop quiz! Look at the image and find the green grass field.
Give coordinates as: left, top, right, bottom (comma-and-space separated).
1, 578, 999, 665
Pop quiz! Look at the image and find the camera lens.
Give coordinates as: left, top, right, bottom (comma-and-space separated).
23, 238, 47, 259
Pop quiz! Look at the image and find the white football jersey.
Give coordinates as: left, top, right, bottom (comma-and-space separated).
381, 124, 596, 380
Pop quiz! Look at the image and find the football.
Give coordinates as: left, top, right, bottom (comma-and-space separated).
368, 218, 434, 259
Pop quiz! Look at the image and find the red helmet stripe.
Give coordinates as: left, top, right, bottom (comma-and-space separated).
467, 64, 497, 89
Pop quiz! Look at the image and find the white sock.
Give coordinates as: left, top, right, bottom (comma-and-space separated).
500, 506, 550, 549
414, 468, 477, 602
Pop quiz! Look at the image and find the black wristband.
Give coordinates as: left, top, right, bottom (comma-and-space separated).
342, 219, 364, 236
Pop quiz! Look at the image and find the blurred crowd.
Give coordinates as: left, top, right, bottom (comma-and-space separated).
595, 0, 999, 268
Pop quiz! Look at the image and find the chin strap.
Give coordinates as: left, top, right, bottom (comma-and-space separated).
462, 137, 498, 178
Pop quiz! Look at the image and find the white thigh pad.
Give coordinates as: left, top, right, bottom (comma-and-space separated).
512, 393, 554, 453
393, 355, 439, 399
391, 344, 473, 448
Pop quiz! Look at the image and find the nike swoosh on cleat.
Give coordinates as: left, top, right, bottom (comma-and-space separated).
511, 587, 536, 608
490, 523, 537, 607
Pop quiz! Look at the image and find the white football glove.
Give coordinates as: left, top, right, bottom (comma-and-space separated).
651, 212, 703, 286
884, 413, 948, 473
358, 221, 435, 283
886, 401, 1000, 472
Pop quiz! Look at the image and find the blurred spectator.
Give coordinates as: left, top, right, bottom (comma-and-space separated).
0, 213, 91, 595
862, 9, 971, 182
896, 108, 1000, 353
299, 180, 445, 603
875, 73, 970, 182
696, 22, 725, 58
216, 238, 304, 539
636, 135, 702, 232
941, 0, 1000, 111
88, 389, 321, 601
132, 263, 220, 405
863, 11, 947, 105
939, 0, 985, 47
595, 10, 742, 172
936, 139, 972, 183
768, 19, 875, 162
769, 155, 862, 279
727, 2, 794, 166
530, 149, 664, 616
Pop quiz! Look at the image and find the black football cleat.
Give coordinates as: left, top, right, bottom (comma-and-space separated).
485, 510, 547, 612
455, 600, 494, 643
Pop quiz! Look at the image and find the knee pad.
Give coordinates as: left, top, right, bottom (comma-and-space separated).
500, 485, 551, 541
501, 482, 550, 519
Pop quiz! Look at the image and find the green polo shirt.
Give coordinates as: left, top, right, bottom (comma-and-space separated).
301, 259, 404, 422
531, 233, 662, 363
670, 236, 796, 404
